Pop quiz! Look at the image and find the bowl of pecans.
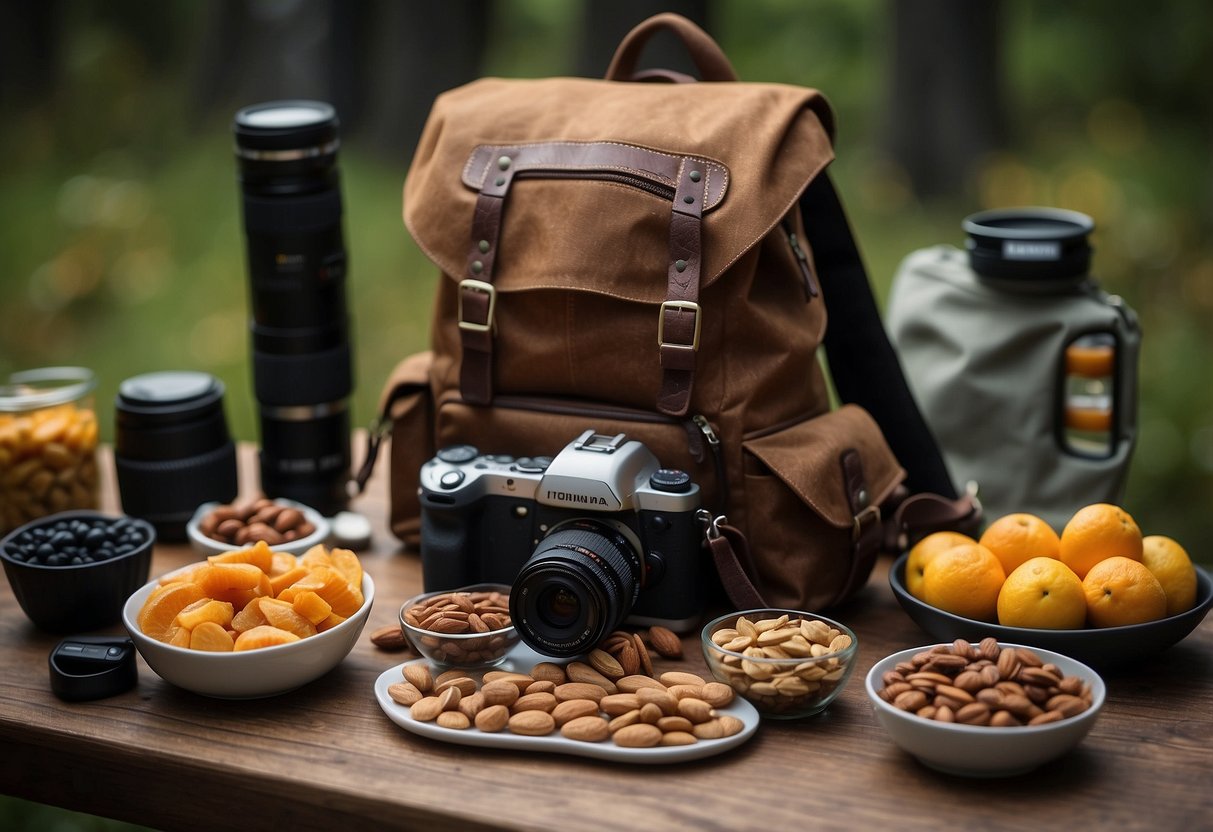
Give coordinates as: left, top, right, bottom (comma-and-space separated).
864, 639, 1106, 777
399, 583, 520, 669
701, 609, 858, 719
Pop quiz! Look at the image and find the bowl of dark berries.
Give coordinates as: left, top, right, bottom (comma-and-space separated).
1, 511, 155, 632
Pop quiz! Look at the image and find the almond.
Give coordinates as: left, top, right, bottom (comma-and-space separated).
648, 625, 683, 659
616, 675, 666, 693
699, 682, 735, 708
716, 715, 745, 737
608, 709, 642, 733
481, 679, 520, 707
387, 682, 423, 706
508, 710, 555, 736
656, 715, 694, 733
612, 723, 662, 748
554, 682, 606, 703
589, 648, 626, 680
512, 692, 557, 713
632, 633, 654, 676
436, 711, 471, 730
552, 699, 601, 727
525, 680, 556, 695
677, 698, 715, 724
615, 642, 640, 676
530, 662, 567, 685
410, 696, 444, 722
370, 625, 409, 651
560, 715, 610, 743
566, 662, 618, 693
691, 719, 726, 739
474, 704, 510, 733
598, 693, 641, 716
457, 691, 486, 720
402, 663, 433, 692
659, 671, 707, 688
482, 671, 534, 692
659, 731, 698, 746
435, 676, 477, 697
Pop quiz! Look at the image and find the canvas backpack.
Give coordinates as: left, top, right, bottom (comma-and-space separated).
359, 14, 979, 611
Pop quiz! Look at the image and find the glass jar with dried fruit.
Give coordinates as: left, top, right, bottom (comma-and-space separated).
0, 367, 100, 535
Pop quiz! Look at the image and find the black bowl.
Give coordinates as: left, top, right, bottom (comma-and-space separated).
889, 552, 1213, 668
1, 511, 155, 633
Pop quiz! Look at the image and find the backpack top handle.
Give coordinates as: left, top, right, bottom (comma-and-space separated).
605, 13, 739, 83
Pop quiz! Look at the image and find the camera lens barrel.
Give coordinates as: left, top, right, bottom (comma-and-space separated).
963, 207, 1095, 282
234, 100, 353, 516
114, 371, 238, 540
510, 520, 643, 657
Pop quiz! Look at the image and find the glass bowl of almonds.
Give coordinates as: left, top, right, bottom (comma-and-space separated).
399, 583, 520, 669
864, 639, 1106, 777
701, 609, 858, 719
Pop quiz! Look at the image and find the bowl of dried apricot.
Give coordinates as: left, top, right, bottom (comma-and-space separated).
865, 639, 1105, 777
399, 583, 519, 669
121, 541, 373, 698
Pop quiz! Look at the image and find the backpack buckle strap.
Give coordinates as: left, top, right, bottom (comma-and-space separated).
657, 157, 708, 417
459, 153, 517, 406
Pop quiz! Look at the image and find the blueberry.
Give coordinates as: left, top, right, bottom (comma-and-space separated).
70, 556, 84, 565
51, 530, 72, 547
84, 527, 107, 549
47, 553, 68, 567
37, 543, 55, 559
8, 550, 26, 562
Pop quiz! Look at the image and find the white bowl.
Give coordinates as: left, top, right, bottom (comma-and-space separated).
864, 642, 1105, 777
121, 572, 373, 699
186, 499, 331, 558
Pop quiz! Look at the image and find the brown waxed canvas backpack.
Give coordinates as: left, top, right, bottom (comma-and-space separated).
360, 14, 979, 612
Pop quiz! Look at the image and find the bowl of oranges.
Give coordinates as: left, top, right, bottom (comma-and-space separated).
890, 503, 1212, 667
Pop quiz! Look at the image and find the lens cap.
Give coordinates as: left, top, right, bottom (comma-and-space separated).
963, 207, 1094, 281
49, 636, 137, 701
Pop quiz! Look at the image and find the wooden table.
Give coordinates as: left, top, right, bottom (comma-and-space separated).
2, 445, 1211, 831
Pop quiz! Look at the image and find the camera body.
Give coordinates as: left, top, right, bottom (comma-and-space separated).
420, 430, 704, 655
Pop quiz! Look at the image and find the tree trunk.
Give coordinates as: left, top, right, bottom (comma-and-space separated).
886, 0, 1006, 198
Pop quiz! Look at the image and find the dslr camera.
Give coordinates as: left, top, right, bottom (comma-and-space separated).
419, 430, 704, 657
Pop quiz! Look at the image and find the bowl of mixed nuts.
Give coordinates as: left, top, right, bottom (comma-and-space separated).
187, 497, 330, 558
864, 639, 1106, 777
701, 609, 858, 719
399, 583, 520, 668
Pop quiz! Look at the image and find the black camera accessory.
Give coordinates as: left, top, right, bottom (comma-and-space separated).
963, 207, 1095, 283
49, 636, 137, 701
233, 100, 354, 517
114, 371, 238, 541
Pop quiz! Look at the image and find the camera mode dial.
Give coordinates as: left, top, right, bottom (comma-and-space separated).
649, 468, 692, 493
436, 445, 479, 464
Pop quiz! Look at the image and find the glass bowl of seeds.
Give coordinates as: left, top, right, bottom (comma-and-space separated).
399, 583, 519, 668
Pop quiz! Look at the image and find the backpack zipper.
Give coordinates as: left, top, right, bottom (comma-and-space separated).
781, 219, 820, 300
516, 169, 676, 202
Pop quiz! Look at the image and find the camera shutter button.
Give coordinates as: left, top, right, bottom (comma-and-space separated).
649, 468, 691, 493
437, 445, 479, 464
439, 469, 466, 489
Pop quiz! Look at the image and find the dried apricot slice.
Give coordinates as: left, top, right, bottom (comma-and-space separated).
291, 590, 333, 626
270, 551, 299, 576
259, 598, 319, 638
231, 597, 269, 632
281, 566, 362, 616
233, 625, 301, 651
208, 540, 273, 574
190, 621, 235, 652
300, 544, 333, 570
168, 625, 192, 648
138, 581, 207, 642
268, 565, 309, 597
176, 599, 235, 631
193, 562, 272, 607
157, 562, 208, 585
316, 612, 347, 632
330, 547, 363, 590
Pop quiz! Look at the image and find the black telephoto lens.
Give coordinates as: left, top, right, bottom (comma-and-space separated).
233, 100, 353, 516
509, 520, 644, 657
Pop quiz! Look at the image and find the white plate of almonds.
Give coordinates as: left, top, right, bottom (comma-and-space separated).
373, 643, 760, 764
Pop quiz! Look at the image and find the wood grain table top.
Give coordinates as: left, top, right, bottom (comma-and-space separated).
2, 444, 1211, 831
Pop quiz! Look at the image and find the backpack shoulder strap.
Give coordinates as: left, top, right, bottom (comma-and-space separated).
799, 172, 963, 502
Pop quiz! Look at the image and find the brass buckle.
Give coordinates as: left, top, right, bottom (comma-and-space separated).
851, 505, 881, 542
657, 300, 701, 351
457, 279, 496, 333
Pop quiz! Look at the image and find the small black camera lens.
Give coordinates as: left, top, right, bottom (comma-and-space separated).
963, 207, 1094, 282
113, 371, 238, 540
510, 520, 643, 657
234, 100, 354, 516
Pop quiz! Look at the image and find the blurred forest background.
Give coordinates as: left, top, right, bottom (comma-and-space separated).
0, 0, 1210, 828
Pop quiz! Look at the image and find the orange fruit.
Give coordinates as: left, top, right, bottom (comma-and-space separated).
1082, 556, 1167, 627
921, 542, 1006, 621
1059, 503, 1143, 579
997, 557, 1086, 629
1141, 535, 1198, 617
980, 513, 1060, 574
905, 531, 975, 600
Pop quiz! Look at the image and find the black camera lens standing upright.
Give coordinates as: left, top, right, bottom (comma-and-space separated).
233, 100, 353, 516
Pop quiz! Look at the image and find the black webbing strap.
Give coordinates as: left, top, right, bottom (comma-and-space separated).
799, 173, 960, 500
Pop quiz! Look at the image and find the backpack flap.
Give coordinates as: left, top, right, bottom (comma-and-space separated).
403, 75, 835, 415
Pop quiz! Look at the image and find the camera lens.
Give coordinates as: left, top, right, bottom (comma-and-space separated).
234, 100, 353, 516
113, 371, 238, 540
509, 519, 643, 657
